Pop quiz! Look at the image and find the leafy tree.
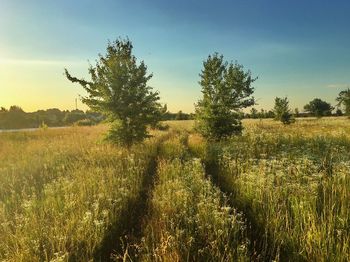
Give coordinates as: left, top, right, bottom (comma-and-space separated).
294, 108, 300, 117
259, 109, 265, 118
86, 110, 105, 123
304, 98, 333, 117
175, 110, 189, 120
195, 53, 256, 139
250, 107, 258, 119
0, 106, 30, 129
274, 97, 294, 124
336, 88, 350, 118
336, 108, 343, 116
63, 110, 86, 125
265, 110, 275, 118
35, 108, 66, 126
9, 105, 24, 113
0, 106, 105, 129
65, 38, 164, 146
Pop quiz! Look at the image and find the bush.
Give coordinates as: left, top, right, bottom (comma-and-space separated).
74, 119, 96, 126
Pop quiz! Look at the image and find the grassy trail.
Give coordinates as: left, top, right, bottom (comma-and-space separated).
126, 132, 250, 261
106, 132, 175, 261
119, 128, 283, 261
187, 118, 350, 262
186, 135, 274, 261
194, 150, 293, 261
0, 128, 169, 261
2, 119, 349, 261
94, 140, 160, 261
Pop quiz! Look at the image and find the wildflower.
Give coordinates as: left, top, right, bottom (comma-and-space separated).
82, 211, 92, 223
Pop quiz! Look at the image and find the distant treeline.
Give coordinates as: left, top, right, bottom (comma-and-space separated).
0, 106, 105, 129
246, 105, 344, 119
166, 108, 345, 121
0, 106, 195, 130
162, 111, 195, 121
0, 104, 345, 130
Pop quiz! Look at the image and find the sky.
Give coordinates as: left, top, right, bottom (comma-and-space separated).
1, 0, 350, 113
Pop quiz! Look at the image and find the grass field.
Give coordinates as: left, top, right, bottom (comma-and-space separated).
0, 118, 349, 261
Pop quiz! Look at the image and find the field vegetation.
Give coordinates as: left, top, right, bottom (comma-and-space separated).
189, 117, 350, 261
0, 118, 349, 261
137, 134, 248, 261
0, 126, 166, 261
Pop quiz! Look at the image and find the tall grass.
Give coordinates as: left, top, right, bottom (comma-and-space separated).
137, 134, 249, 261
0, 126, 165, 261
1, 118, 349, 261
189, 118, 350, 261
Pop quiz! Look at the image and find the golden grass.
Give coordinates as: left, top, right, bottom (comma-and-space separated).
0, 125, 163, 261
189, 117, 350, 261
1, 118, 349, 261
138, 134, 249, 261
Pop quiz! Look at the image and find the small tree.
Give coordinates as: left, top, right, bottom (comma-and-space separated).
250, 108, 258, 119
266, 110, 275, 119
175, 110, 189, 120
63, 110, 86, 125
335, 108, 343, 116
336, 88, 350, 118
304, 98, 333, 117
65, 38, 164, 146
294, 108, 300, 117
195, 53, 256, 139
274, 97, 294, 124
259, 109, 265, 119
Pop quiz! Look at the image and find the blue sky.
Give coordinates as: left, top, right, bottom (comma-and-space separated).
1, 0, 350, 112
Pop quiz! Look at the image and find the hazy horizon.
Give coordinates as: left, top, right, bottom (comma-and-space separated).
1, 0, 350, 113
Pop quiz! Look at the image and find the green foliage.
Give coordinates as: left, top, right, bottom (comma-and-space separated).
250, 107, 258, 119
63, 110, 86, 125
65, 38, 164, 146
162, 111, 194, 121
175, 110, 189, 120
139, 135, 249, 261
304, 98, 334, 117
294, 107, 300, 117
336, 108, 343, 116
151, 122, 169, 131
74, 118, 96, 126
2, 119, 350, 261
274, 97, 294, 124
336, 88, 350, 117
0, 106, 31, 129
0, 106, 104, 129
195, 53, 256, 139
247, 108, 275, 119
39, 121, 48, 130
0, 126, 163, 261
188, 118, 350, 261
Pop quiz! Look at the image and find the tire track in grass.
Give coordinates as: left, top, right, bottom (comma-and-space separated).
133, 132, 250, 261
108, 131, 185, 261
93, 150, 157, 261
187, 136, 303, 261
201, 154, 278, 261
94, 132, 174, 261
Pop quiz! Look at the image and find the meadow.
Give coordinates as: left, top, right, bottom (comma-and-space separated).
0, 118, 349, 261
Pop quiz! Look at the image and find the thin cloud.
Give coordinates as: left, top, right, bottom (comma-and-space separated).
327, 83, 349, 89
